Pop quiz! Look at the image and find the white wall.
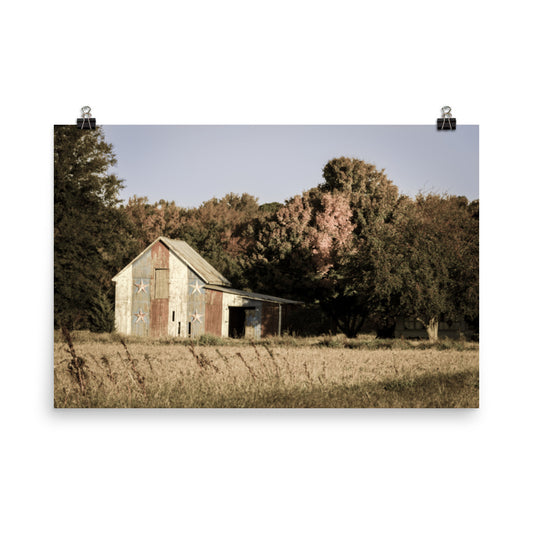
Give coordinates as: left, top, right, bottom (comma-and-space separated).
114, 264, 132, 335
168, 253, 189, 337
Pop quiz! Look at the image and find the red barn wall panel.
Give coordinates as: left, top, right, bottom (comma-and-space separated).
261, 302, 280, 337
150, 242, 170, 337
204, 289, 223, 336
151, 241, 169, 269
150, 299, 169, 337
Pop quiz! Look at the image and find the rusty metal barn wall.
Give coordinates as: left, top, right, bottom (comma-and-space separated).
261, 302, 279, 337
131, 251, 151, 336
114, 264, 132, 335
204, 289, 223, 336
187, 269, 206, 337
151, 240, 169, 269
168, 253, 189, 337
150, 241, 169, 337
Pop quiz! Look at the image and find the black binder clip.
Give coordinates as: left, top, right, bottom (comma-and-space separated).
77, 106, 96, 130
437, 106, 456, 130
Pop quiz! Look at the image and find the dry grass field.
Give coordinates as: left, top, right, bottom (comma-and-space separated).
54, 332, 479, 408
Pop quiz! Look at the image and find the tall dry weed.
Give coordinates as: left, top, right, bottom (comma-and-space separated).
188, 343, 219, 373
144, 353, 154, 372
120, 338, 147, 397
100, 355, 117, 384
235, 352, 258, 381
61, 325, 87, 395
215, 348, 230, 367
303, 362, 312, 383
261, 343, 281, 379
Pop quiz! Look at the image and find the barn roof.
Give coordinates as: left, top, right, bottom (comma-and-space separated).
112, 237, 231, 286
205, 285, 302, 305
161, 237, 231, 286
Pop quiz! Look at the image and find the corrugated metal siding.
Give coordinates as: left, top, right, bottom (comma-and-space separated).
151, 240, 169, 269
131, 252, 151, 336
261, 302, 280, 337
150, 242, 169, 337
187, 269, 206, 337
245, 306, 262, 339
168, 253, 188, 337
114, 264, 132, 335
154, 268, 169, 298
204, 289, 223, 336
162, 238, 231, 286
150, 299, 168, 337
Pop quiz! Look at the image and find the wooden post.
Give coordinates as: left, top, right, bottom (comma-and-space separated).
278, 304, 282, 336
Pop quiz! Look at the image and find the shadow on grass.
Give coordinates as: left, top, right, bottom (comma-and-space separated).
56, 369, 479, 409
188, 370, 479, 409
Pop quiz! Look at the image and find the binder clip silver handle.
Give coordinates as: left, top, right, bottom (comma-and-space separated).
77, 106, 96, 130
437, 106, 456, 130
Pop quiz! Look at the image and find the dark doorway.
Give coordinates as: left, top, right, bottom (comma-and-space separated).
228, 307, 246, 338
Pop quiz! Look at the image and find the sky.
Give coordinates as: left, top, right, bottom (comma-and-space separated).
102, 125, 479, 207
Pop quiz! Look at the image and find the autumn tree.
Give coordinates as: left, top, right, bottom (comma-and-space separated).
244, 158, 407, 336
176, 193, 262, 286
123, 196, 183, 252
54, 126, 135, 330
320, 157, 399, 233
244, 187, 358, 332
309, 158, 406, 335
123, 193, 263, 287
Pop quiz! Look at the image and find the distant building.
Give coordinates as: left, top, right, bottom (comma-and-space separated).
112, 237, 300, 338
394, 317, 475, 340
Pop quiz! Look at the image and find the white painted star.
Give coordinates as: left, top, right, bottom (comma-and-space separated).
134, 279, 148, 293
191, 310, 203, 323
134, 309, 147, 323
190, 280, 204, 295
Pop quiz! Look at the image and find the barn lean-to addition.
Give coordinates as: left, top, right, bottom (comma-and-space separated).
112, 237, 300, 338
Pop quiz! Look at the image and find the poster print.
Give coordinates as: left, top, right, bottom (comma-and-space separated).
54, 125, 479, 408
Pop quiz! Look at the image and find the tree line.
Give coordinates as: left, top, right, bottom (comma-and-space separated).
54, 126, 478, 339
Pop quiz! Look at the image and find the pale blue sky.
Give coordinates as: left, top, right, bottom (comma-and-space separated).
102, 125, 479, 207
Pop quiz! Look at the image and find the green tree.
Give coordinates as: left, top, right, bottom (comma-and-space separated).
244, 158, 406, 337
87, 288, 115, 333
395, 194, 479, 340
326, 196, 411, 338
244, 158, 480, 340
320, 157, 400, 233
312, 158, 406, 336
54, 126, 135, 330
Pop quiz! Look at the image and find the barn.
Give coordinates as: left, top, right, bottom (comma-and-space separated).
112, 237, 300, 338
